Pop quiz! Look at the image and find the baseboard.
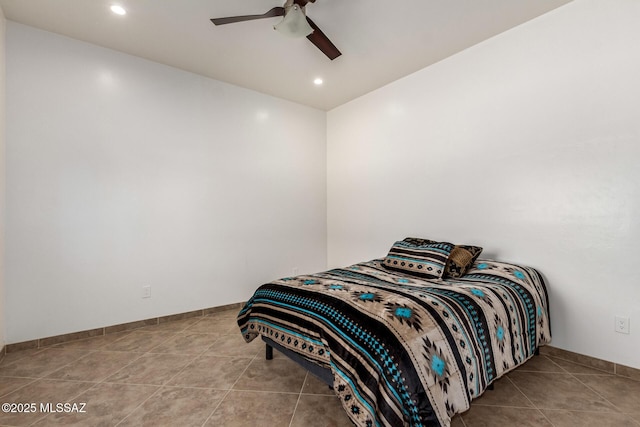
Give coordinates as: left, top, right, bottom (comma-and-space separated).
541, 345, 640, 381
5, 302, 244, 354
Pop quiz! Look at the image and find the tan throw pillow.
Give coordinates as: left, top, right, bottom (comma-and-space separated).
444, 245, 483, 278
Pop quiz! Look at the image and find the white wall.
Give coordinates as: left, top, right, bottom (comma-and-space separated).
5, 22, 327, 343
328, 0, 640, 369
0, 6, 6, 351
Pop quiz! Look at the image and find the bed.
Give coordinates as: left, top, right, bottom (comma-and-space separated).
237, 239, 551, 427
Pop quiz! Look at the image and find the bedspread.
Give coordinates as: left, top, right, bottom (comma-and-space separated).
238, 259, 551, 427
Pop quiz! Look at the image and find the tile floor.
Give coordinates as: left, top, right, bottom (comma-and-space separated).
1, 309, 639, 426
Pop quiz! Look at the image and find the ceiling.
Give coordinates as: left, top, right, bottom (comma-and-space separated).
0, 0, 572, 111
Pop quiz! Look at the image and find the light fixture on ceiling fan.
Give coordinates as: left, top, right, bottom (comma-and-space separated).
210, 0, 341, 60
273, 1, 313, 38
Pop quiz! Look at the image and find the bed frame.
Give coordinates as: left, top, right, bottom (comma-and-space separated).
262, 336, 334, 387
263, 336, 540, 393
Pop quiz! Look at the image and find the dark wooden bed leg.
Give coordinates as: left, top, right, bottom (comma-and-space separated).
535, 347, 540, 356
266, 343, 273, 360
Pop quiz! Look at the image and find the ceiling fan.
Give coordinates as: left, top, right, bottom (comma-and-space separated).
211, 0, 341, 60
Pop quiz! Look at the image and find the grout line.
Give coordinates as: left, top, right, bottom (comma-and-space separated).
113, 384, 164, 427
471, 403, 547, 409
113, 319, 241, 426
111, 331, 222, 426
91, 352, 147, 385
289, 371, 309, 427
199, 346, 260, 427
552, 358, 635, 421
544, 353, 615, 375
0, 347, 50, 368
540, 355, 570, 374
152, 342, 218, 387
555, 358, 612, 375
505, 375, 557, 427
97, 379, 190, 387
8, 349, 97, 381
27, 378, 104, 427
506, 364, 638, 425
0, 377, 39, 400
569, 373, 630, 415
0, 374, 43, 380
207, 388, 301, 395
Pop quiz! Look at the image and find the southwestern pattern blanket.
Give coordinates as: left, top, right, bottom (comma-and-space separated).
237, 259, 551, 427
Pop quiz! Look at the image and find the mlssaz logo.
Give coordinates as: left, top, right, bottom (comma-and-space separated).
40, 402, 87, 413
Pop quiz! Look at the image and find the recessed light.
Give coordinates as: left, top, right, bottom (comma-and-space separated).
110, 5, 127, 15
313, 78, 323, 85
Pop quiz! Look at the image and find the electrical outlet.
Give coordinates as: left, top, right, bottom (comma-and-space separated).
615, 316, 630, 334
292, 267, 300, 276
142, 285, 151, 299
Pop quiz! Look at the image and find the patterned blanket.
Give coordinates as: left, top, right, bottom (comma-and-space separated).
238, 259, 551, 427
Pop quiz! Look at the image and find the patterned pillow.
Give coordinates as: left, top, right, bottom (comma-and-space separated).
383, 240, 454, 280
402, 237, 437, 246
444, 245, 483, 278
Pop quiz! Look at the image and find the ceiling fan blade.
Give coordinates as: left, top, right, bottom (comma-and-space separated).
211, 7, 285, 26
305, 17, 341, 60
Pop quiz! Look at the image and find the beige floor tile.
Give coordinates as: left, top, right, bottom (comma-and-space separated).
211, 312, 239, 326
137, 318, 202, 333
0, 348, 90, 378
119, 386, 226, 427
541, 409, 640, 427
301, 372, 335, 395
207, 333, 262, 357
541, 348, 615, 373
550, 356, 616, 375
576, 374, 640, 413
509, 371, 618, 412
472, 376, 533, 407
290, 394, 354, 427
104, 353, 194, 385
102, 331, 173, 353
32, 382, 158, 426
206, 308, 240, 319
516, 355, 565, 373
461, 405, 553, 427
233, 357, 307, 393
616, 365, 640, 382
167, 355, 251, 389
147, 333, 219, 355
46, 351, 141, 382
0, 348, 48, 367
628, 412, 640, 424
0, 379, 95, 426
184, 317, 238, 334
0, 376, 37, 398
50, 332, 132, 351
450, 414, 466, 427
205, 390, 298, 427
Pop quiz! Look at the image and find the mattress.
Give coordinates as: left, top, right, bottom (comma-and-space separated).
238, 258, 551, 427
